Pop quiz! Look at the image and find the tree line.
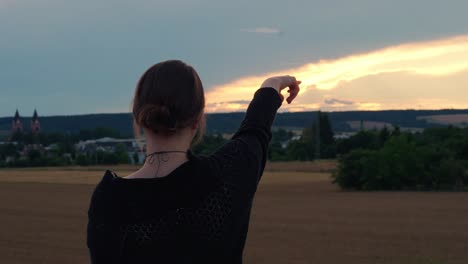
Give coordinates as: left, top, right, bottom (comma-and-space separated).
1, 128, 128, 167
333, 126, 468, 191
0, 113, 336, 167
268, 112, 468, 191
0, 127, 233, 167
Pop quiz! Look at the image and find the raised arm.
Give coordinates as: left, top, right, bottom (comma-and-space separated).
208, 76, 301, 190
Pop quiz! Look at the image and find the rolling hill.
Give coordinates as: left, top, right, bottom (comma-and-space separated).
1, 109, 468, 138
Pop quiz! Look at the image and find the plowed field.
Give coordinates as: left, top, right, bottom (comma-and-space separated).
0, 164, 467, 264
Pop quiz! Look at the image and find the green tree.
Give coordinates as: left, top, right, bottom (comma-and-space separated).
115, 143, 130, 164
192, 134, 228, 156
293, 111, 335, 160
334, 127, 468, 191
92, 127, 121, 139
10, 131, 23, 142
285, 140, 311, 161
27, 149, 47, 166
378, 126, 390, 147
392, 125, 401, 136
336, 131, 379, 155
3, 143, 18, 157
105, 153, 119, 164
132, 152, 140, 164
76, 154, 90, 166
435, 159, 466, 190
333, 149, 376, 190
268, 128, 294, 161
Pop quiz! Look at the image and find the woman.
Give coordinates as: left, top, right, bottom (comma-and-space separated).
87, 60, 300, 263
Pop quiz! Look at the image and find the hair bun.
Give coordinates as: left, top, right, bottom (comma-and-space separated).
132, 60, 205, 141
137, 104, 177, 133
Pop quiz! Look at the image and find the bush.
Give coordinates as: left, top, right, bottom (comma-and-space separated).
286, 140, 313, 161
100, 152, 119, 165
334, 133, 468, 191
333, 149, 376, 190
46, 157, 68, 166
76, 154, 90, 166
336, 131, 379, 156
435, 159, 466, 190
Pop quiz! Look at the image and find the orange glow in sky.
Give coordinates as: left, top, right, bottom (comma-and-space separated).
206, 35, 468, 112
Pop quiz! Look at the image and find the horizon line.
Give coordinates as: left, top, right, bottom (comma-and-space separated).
2, 108, 468, 119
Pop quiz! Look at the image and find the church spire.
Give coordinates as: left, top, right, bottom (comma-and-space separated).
14, 109, 20, 121
32, 109, 38, 122
12, 109, 23, 133
31, 109, 41, 133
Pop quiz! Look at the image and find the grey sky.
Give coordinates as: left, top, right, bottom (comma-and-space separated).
1, 0, 468, 117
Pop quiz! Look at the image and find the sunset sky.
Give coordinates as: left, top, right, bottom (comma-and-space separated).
1, 0, 468, 116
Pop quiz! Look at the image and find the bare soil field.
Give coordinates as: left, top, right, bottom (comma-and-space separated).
0, 162, 467, 264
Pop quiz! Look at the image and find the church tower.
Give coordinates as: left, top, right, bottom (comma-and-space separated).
31, 109, 41, 133
11, 109, 23, 133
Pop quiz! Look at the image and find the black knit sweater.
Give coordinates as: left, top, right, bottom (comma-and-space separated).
87, 87, 282, 264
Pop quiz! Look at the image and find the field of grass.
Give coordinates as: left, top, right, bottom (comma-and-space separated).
0, 161, 467, 264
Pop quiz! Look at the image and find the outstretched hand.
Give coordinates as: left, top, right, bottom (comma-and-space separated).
260, 76, 301, 104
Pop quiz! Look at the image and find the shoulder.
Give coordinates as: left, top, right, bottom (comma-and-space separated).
206, 137, 261, 167
89, 170, 116, 205
96, 170, 116, 189
203, 140, 261, 189
189, 153, 217, 176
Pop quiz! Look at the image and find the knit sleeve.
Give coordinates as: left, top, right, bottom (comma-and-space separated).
208, 87, 282, 192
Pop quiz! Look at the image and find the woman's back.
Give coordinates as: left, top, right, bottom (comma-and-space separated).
86, 60, 300, 263
87, 159, 245, 263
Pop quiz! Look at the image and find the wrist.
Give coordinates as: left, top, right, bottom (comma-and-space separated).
260, 80, 281, 92
259, 86, 280, 93
258, 87, 284, 102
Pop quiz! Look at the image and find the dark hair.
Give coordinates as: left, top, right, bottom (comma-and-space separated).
132, 60, 205, 146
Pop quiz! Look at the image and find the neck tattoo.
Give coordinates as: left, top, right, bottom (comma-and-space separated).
144, 150, 188, 177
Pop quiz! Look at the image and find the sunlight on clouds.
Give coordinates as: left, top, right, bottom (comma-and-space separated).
206, 35, 468, 112
357, 102, 382, 111
317, 69, 468, 111
282, 103, 321, 112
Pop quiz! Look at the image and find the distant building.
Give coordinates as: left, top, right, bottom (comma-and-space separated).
31, 109, 41, 133
11, 109, 23, 133
75, 137, 146, 164
280, 135, 302, 148
10, 109, 41, 135
334, 132, 357, 140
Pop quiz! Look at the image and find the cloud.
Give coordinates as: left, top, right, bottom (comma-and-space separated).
205, 34, 468, 112
224, 100, 250, 104
356, 102, 382, 111
206, 100, 251, 113
305, 69, 468, 111
0, 0, 14, 8
240, 27, 281, 34
324, 98, 354, 105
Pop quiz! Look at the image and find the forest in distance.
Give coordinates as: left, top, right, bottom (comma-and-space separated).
2, 109, 468, 138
